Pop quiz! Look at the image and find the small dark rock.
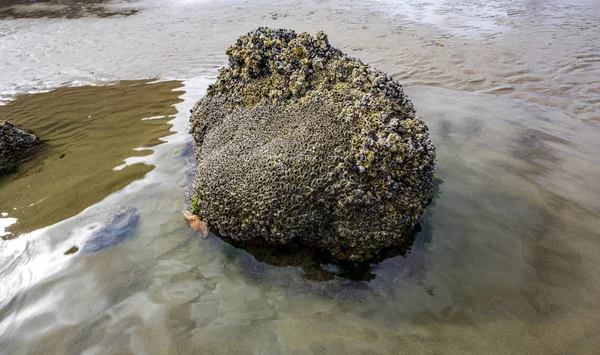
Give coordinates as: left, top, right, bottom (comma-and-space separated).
0, 121, 42, 176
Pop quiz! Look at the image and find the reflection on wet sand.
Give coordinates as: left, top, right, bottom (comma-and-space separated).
227, 233, 414, 282
0, 80, 182, 237
3, 82, 599, 354
0, 0, 138, 18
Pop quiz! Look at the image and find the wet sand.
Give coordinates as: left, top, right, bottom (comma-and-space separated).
0, 0, 138, 19
0, 0, 599, 354
1, 0, 598, 120
0, 80, 182, 237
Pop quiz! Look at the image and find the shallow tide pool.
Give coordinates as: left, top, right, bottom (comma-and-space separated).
1, 81, 599, 354
1, 0, 600, 354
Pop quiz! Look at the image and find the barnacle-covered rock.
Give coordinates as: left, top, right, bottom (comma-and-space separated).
190, 28, 436, 261
0, 121, 41, 176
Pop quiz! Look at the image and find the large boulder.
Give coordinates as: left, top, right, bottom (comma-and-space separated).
190, 28, 436, 261
0, 121, 41, 176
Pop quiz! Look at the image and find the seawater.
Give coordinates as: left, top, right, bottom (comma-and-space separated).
1, 0, 600, 353
1, 82, 599, 354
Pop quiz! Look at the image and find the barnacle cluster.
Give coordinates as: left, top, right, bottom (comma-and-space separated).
0, 121, 41, 176
190, 28, 436, 261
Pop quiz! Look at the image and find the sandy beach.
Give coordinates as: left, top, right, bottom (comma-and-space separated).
0, 0, 599, 354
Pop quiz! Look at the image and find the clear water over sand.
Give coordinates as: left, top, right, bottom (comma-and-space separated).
1, 0, 599, 354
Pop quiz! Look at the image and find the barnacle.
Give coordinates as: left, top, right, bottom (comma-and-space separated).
190, 28, 436, 261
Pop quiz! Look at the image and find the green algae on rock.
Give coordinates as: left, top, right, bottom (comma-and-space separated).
0, 121, 41, 176
190, 28, 436, 261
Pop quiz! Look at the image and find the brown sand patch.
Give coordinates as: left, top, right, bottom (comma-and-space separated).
0, 80, 183, 238
0, 0, 138, 19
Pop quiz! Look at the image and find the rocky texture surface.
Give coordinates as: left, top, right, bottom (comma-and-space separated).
190, 28, 436, 261
0, 121, 41, 176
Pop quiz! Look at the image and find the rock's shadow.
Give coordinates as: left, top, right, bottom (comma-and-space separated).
226, 231, 417, 282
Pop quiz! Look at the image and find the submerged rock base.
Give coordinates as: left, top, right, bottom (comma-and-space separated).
190, 28, 436, 261
0, 121, 41, 176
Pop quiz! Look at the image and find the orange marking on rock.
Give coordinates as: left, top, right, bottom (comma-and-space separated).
184, 210, 208, 238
